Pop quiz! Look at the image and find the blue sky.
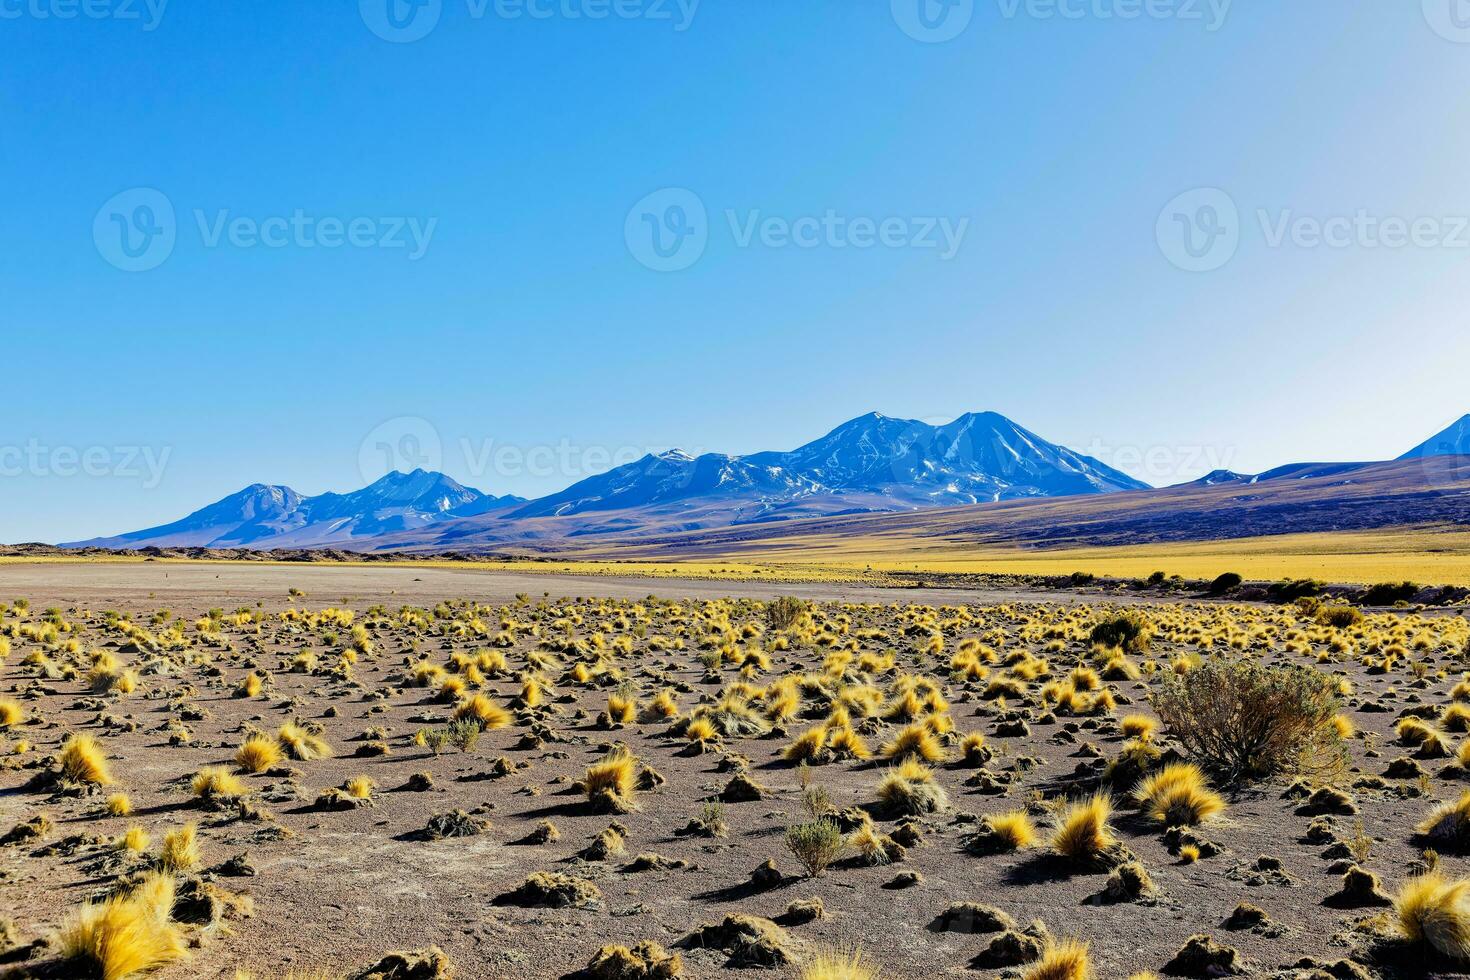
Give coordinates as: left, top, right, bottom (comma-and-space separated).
5, 0, 1470, 542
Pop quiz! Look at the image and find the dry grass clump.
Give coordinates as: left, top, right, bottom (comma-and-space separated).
119, 826, 150, 852
1119, 714, 1156, 740
876, 759, 949, 816
277, 722, 332, 761
1023, 938, 1092, 980
1051, 792, 1117, 863
0, 698, 24, 727
106, 793, 133, 816
585, 752, 640, 813
191, 765, 247, 800
57, 872, 186, 980
881, 723, 945, 763
236, 735, 283, 773
160, 822, 200, 872
1419, 791, 1470, 849
452, 693, 511, 730
800, 947, 880, 979
1397, 872, 1470, 960
59, 732, 114, 785
1132, 763, 1224, 826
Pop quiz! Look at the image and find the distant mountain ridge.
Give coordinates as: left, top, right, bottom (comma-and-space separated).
57, 410, 1470, 553
509, 411, 1148, 521
66, 470, 525, 550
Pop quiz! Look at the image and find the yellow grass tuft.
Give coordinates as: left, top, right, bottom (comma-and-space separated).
1052, 792, 1116, 862
191, 766, 246, 800
986, 810, 1038, 851
119, 825, 150, 852
1132, 762, 1224, 826
1118, 714, 1156, 740
1397, 872, 1470, 961
160, 823, 200, 872
344, 776, 375, 800
277, 722, 333, 761
59, 733, 114, 785
1023, 938, 1092, 980
0, 698, 24, 727
801, 946, 880, 980
881, 723, 945, 763
58, 871, 186, 980
236, 734, 283, 773
585, 752, 639, 812
453, 694, 511, 730
106, 792, 133, 816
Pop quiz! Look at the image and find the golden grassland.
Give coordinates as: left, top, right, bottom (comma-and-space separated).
9, 524, 1470, 587
705, 526, 1470, 587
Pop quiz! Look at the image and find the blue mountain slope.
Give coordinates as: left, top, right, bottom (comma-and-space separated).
64, 470, 524, 549
509, 411, 1149, 520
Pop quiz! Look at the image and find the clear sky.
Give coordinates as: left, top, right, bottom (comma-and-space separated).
5, 0, 1470, 543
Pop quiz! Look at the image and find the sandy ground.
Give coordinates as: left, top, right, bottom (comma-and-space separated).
2, 563, 1467, 979
0, 561, 1094, 609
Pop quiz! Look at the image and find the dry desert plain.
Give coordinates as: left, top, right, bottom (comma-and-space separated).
3, 563, 1470, 980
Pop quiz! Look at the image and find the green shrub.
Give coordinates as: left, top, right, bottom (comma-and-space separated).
1268, 578, 1324, 603
1361, 581, 1421, 606
1208, 572, 1243, 595
1152, 658, 1345, 785
1089, 611, 1152, 654
1317, 605, 1364, 629
766, 596, 810, 631
784, 819, 845, 877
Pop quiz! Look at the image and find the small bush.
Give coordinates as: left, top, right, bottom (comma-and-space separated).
1317, 605, 1364, 629
1152, 657, 1344, 784
785, 819, 845, 877
1362, 581, 1421, 606
1089, 612, 1151, 654
1268, 578, 1324, 603
767, 596, 811, 631
1207, 572, 1243, 595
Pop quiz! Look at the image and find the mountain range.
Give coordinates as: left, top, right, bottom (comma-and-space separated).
60, 411, 1470, 553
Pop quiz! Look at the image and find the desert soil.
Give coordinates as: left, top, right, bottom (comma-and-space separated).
2, 563, 1468, 979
